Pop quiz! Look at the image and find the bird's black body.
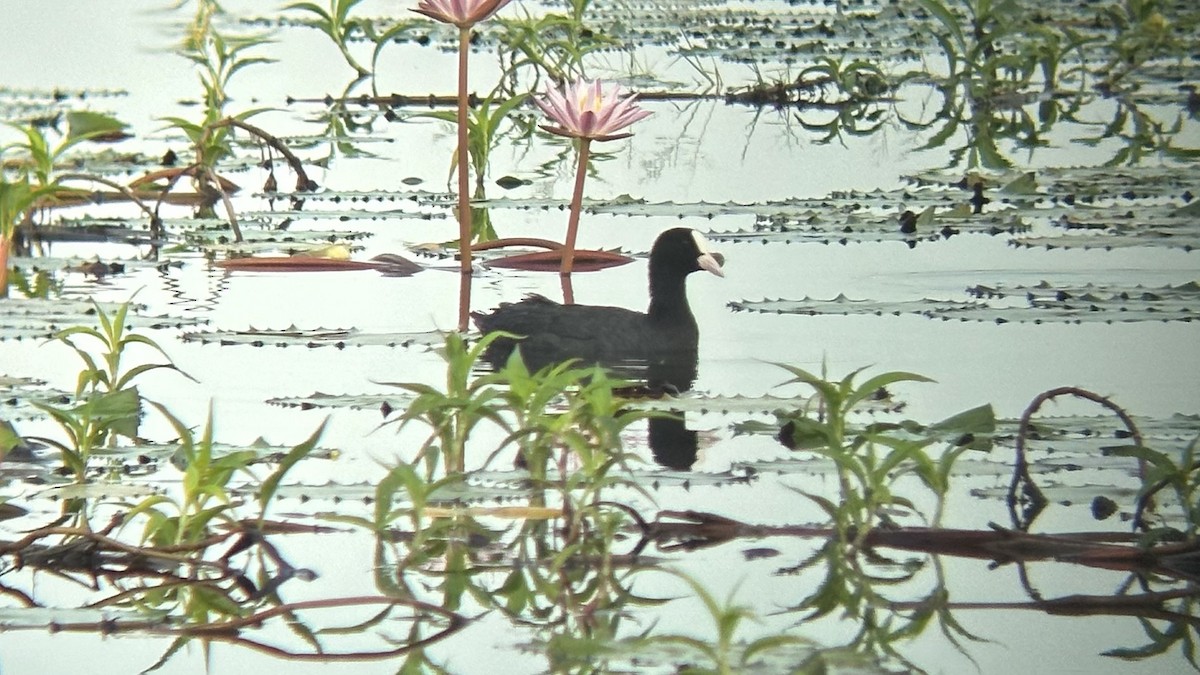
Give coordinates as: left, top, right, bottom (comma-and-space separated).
471, 228, 724, 388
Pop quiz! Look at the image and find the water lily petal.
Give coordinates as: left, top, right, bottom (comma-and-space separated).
535, 77, 651, 141
577, 110, 599, 138
411, 0, 512, 26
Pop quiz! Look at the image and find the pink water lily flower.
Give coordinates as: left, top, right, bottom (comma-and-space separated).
535, 78, 653, 142
412, 0, 513, 28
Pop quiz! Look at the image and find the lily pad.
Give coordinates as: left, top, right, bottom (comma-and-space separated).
0, 375, 76, 421
731, 281, 1200, 324
266, 391, 411, 414
181, 326, 445, 349
0, 298, 207, 342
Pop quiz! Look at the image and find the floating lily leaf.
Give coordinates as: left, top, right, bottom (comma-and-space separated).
37, 481, 162, 501
238, 207, 442, 223
735, 404, 1197, 469
255, 188, 443, 207
0, 298, 207, 342
468, 468, 755, 491
215, 255, 382, 272
11, 253, 177, 277
732, 281, 1199, 324
1012, 229, 1200, 251
630, 392, 905, 417
266, 391, 411, 414
0, 607, 166, 630
729, 295, 982, 318
181, 326, 445, 349
249, 478, 534, 504
0, 376, 75, 421
905, 166, 1198, 202
89, 439, 339, 465
999, 413, 1200, 460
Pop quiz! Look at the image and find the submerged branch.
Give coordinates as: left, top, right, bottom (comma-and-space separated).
631, 510, 1200, 583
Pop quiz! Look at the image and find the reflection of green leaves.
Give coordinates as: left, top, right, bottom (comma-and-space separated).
633, 569, 810, 672
1105, 601, 1200, 670
286, 0, 371, 77
494, 2, 619, 84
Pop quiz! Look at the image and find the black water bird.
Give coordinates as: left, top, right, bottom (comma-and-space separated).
472, 228, 725, 379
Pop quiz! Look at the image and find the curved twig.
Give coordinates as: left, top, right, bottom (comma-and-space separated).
210, 117, 318, 193
1008, 386, 1144, 531
56, 173, 164, 239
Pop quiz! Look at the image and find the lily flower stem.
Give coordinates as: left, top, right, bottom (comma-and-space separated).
0, 235, 9, 299
560, 137, 592, 278
456, 26, 473, 278
454, 25, 473, 332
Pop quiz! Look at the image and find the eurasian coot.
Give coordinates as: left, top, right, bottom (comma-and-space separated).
472, 228, 725, 374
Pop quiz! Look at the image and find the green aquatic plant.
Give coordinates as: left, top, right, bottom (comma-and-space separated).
382, 331, 509, 476
491, 354, 640, 479
493, 0, 620, 88
1121, 433, 1200, 539
3, 111, 128, 191
0, 112, 130, 295
123, 404, 324, 546
0, 173, 36, 298
1097, 0, 1188, 91
631, 569, 809, 673
127, 404, 253, 546
29, 299, 193, 481
773, 364, 991, 540
285, 0, 371, 77
418, 90, 530, 212
177, 1, 273, 120
161, 0, 273, 220
491, 352, 651, 543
